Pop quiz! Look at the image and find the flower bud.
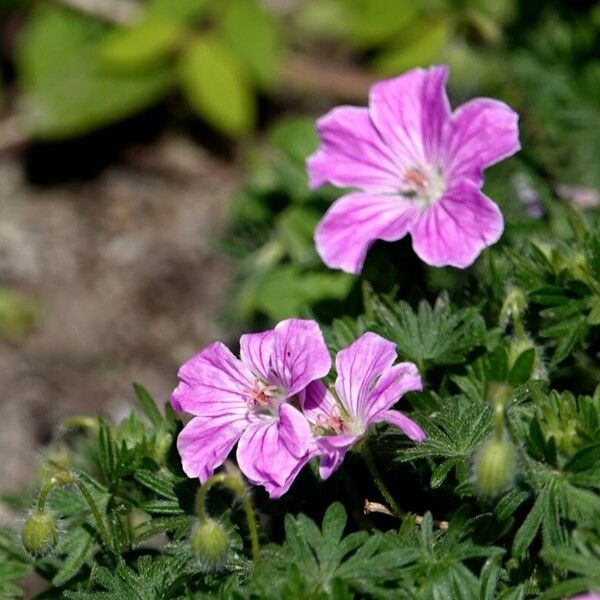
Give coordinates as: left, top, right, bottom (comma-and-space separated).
473, 437, 517, 497
190, 519, 230, 570
21, 510, 58, 558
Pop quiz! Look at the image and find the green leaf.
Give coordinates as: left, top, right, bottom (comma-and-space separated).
0, 558, 30, 600
97, 420, 116, 482
276, 207, 320, 264
346, 0, 419, 46
373, 20, 449, 75
16, 7, 172, 139
509, 348, 536, 386
147, 0, 209, 21
178, 34, 254, 135
134, 469, 178, 500
220, 0, 282, 87
133, 383, 163, 427
368, 292, 487, 369
52, 528, 95, 586
512, 487, 545, 557
0, 288, 41, 341
431, 459, 457, 488
253, 266, 354, 320
99, 18, 183, 71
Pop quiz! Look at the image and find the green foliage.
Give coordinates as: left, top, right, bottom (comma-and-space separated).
12, 0, 281, 138
3, 1, 600, 598
16, 7, 172, 139
179, 35, 254, 136
0, 288, 41, 341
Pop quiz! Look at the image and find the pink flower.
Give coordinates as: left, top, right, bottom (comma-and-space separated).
569, 594, 600, 600
307, 65, 521, 273
172, 319, 331, 498
303, 332, 424, 479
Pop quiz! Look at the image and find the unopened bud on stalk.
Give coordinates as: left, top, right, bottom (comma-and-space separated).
191, 519, 230, 570
21, 510, 58, 558
473, 436, 517, 498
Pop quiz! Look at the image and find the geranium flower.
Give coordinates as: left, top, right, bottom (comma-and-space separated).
172, 319, 331, 498
307, 65, 520, 273
302, 332, 424, 478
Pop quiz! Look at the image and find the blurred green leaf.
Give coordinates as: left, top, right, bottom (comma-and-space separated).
269, 117, 318, 166
244, 266, 353, 320
276, 206, 320, 265
372, 20, 449, 75
16, 7, 172, 139
147, 0, 209, 22
178, 34, 254, 135
0, 288, 41, 341
220, 0, 282, 88
346, 0, 420, 46
99, 18, 183, 71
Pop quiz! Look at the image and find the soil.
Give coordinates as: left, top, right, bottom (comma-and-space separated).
0, 135, 240, 525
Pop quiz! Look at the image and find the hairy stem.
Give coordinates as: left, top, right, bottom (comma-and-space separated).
242, 492, 261, 563
362, 445, 405, 518
36, 478, 57, 512
195, 474, 226, 523
196, 473, 261, 562
74, 477, 112, 551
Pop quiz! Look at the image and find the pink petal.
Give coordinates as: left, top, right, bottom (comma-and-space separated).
316, 435, 358, 479
239, 329, 274, 382
410, 179, 504, 268
307, 106, 401, 193
177, 414, 247, 482
335, 332, 397, 421
444, 98, 520, 187
171, 342, 253, 416
236, 404, 312, 497
372, 410, 426, 442
315, 192, 420, 274
369, 65, 450, 166
270, 319, 331, 396
365, 362, 423, 420
302, 380, 338, 425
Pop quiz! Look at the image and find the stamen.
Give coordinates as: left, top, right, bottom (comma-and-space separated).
245, 380, 280, 410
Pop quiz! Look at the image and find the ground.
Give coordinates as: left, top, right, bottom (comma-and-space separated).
0, 136, 239, 524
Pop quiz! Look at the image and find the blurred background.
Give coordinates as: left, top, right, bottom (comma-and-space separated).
0, 0, 598, 524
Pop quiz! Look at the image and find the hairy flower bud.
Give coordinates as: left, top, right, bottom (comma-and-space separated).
21, 510, 58, 558
191, 519, 230, 570
473, 437, 517, 497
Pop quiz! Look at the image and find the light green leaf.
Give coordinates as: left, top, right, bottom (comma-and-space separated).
178, 34, 254, 135
16, 7, 172, 139
276, 207, 320, 264
220, 0, 282, 87
147, 0, 209, 22
252, 266, 354, 320
347, 0, 420, 46
99, 18, 183, 71
372, 20, 449, 75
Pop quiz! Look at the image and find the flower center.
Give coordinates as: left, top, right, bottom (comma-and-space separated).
314, 413, 347, 435
399, 165, 445, 206
246, 379, 282, 415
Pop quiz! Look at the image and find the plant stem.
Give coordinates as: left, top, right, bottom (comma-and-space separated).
195, 474, 225, 523
362, 445, 405, 518
242, 492, 260, 563
74, 477, 112, 551
36, 478, 57, 512
196, 473, 261, 562
494, 400, 505, 442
